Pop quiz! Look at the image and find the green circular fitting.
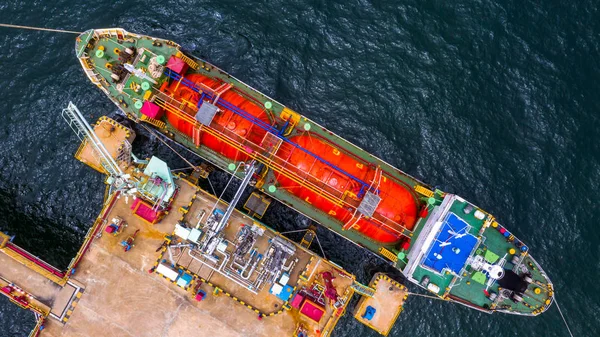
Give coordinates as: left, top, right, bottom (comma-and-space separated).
398, 252, 406, 260
95, 49, 105, 58
228, 163, 236, 171
264, 101, 272, 110
156, 55, 166, 65
134, 101, 144, 109
428, 197, 436, 205
268, 185, 277, 193
141, 82, 151, 91
303, 123, 311, 131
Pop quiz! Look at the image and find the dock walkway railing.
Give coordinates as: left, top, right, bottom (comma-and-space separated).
64, 191, 120, 277
0, 191, 120, 287
0, 275, 49, 337
0, 232, 66, 285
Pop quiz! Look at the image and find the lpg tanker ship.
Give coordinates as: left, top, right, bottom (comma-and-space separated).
75, 28, 553, 316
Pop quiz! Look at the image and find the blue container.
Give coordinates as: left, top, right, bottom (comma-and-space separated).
521, 245, 528, 252
503, 231, 510, 238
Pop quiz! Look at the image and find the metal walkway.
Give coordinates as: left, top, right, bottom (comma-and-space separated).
351, 281, 376, 297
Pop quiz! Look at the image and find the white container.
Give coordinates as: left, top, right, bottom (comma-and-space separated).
474, 210, 486, 220
156, 264, 178, 281
270, 283, 283, 295
427, 283, 441, 294
216, 241, 228, 253
174, 224, 191, 240
279, 273, 290, 285
188, 228, 202, 243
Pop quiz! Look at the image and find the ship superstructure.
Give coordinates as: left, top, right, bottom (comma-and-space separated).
74, 28, 553, 316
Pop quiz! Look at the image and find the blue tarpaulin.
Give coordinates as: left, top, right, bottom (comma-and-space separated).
423, 213, 478, 274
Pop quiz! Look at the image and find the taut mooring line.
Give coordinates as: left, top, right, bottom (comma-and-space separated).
0, 23, 81, 34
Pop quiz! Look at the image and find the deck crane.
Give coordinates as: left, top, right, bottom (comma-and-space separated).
61, 102, 137, 199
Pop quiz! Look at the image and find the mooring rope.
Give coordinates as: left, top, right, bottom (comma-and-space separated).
0, 23, 81, 34
140, 124, 197, 169
206, 175, 217, 195
280, 228, 327, 259
280, 229, 310, 235
312, 231, 327, 260
406, 292, 446, 301
554, 298, 575, 337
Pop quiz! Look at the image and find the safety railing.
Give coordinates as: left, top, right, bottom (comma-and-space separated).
65, 191, 120, 275
2, 243, 66, 285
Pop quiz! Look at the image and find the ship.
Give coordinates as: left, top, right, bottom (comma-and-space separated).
73, 28, 554, 316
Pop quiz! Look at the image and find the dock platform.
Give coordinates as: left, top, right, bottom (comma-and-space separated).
353, 273, 408, 336
20, 177, 353, 337
74, 116, 134, 174
0, 235, 84, 335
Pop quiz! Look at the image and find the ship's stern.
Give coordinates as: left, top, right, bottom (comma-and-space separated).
402, 194, 554, 316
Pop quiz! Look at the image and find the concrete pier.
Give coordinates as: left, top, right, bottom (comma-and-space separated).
1, 178, 356, 337
0, 234, 84, 335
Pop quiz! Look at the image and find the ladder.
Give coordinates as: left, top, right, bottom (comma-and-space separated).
140, 114, 166, 129
61, 102, 123, 177
117, 139, 132, 167
176, 51, 199, 70
414, 185, 434, 198
351, 281, 376, 297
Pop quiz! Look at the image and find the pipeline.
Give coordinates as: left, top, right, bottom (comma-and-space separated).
165, 69, 377, 195
5, 243, 64, 278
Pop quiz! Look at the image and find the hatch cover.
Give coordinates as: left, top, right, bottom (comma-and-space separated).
195, 102, 219, 126
357, 191, 381, 217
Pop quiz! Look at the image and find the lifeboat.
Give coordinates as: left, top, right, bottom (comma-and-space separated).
163, 74, 271, 161
276, 135, 419, 243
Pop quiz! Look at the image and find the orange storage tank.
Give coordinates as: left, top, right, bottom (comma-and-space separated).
164, 74, 271, 162
276, 134, 419, 243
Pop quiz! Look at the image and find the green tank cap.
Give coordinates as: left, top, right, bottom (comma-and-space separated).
303, 123, 311, 131
428, 197, 436, 205
228, 163, 236, 171
268, 185, 277, 193
141, 82, 151, 91
95, 49, 104, 58
264, 101, 272, 110
134, 101, 144, 109
398, 252, 406, 260
156, 55, 166, 65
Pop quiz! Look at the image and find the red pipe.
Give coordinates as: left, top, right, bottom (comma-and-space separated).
5, 243, 64, 278
71, 191, 120, 270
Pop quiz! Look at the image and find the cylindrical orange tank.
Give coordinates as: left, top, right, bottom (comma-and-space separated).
275, 134, 419, 243
164, 74, 270, 162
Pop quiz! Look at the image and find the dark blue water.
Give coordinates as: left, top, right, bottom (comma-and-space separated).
1, 1, 598, 336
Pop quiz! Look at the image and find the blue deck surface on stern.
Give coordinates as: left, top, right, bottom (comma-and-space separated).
423, 213, 478, 275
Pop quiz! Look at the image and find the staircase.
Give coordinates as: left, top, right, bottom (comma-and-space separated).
117, 139, 132, 167
414, 185, 434, 198
176, 51, 199, 70
140, 114, 166, 129
379, 247, 399, 263
351, 281, 376, 297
